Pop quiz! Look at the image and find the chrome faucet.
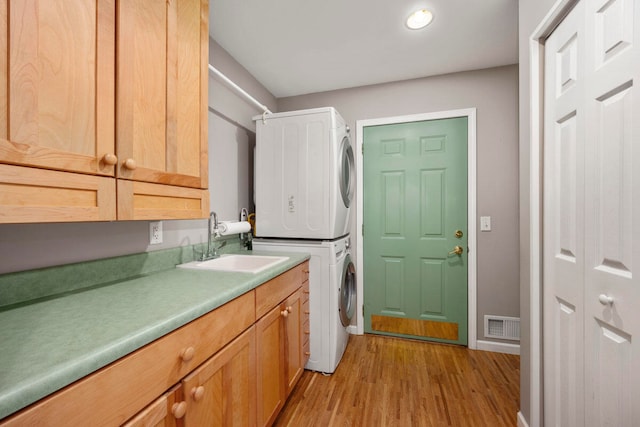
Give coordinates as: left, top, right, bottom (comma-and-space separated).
201, 211, 222, 261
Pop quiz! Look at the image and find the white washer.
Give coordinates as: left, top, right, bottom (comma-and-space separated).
253, 107, 355, 239
253, 236, 356, 374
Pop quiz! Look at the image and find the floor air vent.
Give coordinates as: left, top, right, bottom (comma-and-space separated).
484, 315, 520, 341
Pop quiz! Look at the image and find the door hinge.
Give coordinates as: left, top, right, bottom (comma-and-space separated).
361, 144, 364, 155
362, 305, 365, 316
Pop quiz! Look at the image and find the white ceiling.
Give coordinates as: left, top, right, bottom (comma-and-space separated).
211, 0, 518, 98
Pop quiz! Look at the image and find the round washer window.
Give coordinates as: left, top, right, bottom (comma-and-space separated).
339, 254, 356, 327
339, 136, 355, 208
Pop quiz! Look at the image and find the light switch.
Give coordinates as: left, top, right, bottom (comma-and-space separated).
480, 216, 491, 231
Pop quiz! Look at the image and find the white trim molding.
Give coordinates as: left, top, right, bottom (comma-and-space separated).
517, 411, 530, 427
528, 1, 580, 426
476, 340, 520, 355
355, 108, 478, 350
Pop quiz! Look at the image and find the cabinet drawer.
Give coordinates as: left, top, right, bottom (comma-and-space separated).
256, 262, 305, 319
1, 291, 255, 427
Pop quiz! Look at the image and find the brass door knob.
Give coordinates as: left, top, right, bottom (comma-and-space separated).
448, 246, 464, 256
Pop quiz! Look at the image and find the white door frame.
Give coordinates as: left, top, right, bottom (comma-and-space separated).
354, 108, 477, 350
528, 1, 580, 426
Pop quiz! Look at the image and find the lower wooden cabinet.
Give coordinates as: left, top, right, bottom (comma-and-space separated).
182, 327, 256, 427
256, 286, 305, 427
256, 302, 287, 427
284, 289, 304, 395
0, 261, 309, 427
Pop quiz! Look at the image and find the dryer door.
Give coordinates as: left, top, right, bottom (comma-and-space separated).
339, 253, 357, 327
339, 134, 355, 208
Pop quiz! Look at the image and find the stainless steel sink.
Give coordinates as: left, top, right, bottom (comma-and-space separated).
177, 254, 289, 274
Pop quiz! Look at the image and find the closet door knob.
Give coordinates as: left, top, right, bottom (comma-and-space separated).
598, 294, 614, 305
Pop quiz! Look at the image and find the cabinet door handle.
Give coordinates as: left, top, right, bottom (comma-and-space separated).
180, 347, 195, 362
286, 306, 293, 313
102, 153, 118, 165
304, 352, 311, 356
191, 386, 205, 402
171, 401, 187, 419
123, 158, 137, 170
281, 309, 289, 318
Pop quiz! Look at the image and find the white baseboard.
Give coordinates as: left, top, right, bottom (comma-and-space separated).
517, 411, 529, 427
476, 339, 520, 355
346, 325, 358, 335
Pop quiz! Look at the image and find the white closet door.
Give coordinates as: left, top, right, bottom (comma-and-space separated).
544, 0, 640, 425
543, 2, 586, 426
583, 0, 640, 425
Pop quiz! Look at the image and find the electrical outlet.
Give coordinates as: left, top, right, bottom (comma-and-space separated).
149, 221, 163, 245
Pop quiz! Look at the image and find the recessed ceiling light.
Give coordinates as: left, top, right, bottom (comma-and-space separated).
406, 8, 434, 30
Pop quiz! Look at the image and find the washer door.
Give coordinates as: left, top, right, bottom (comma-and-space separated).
339, 135, 355, 208
339, 254, 357, 327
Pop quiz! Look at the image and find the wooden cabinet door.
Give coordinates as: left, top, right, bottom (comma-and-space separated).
117, 0, 208, 189
0, 0, 116, 176
122, 385, 182, 427
182, 327, 256, 427
284, 289, 303, 396
256, 304, 285, 427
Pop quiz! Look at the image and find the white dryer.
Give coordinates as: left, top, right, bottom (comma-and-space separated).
253, 107, 355, 239
253, 236, 356, 374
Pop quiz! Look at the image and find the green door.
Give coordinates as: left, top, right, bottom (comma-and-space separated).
363, 117, 468, 345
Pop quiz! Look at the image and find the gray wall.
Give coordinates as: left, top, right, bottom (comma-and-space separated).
519, 0, 557, 425
208, 40, 277, 221
279, 64, 520, 346
209, 40, 277, 132
0, 39, 275, 275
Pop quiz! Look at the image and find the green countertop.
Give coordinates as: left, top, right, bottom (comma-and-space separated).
0, 249, 309, 420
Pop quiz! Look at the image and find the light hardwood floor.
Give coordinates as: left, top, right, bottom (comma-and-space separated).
274, 334, 520, 426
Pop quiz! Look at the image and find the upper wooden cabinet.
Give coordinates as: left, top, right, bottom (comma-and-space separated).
117, 0, 208, 189
0, 0, 209, 223
0, 0, 117, 177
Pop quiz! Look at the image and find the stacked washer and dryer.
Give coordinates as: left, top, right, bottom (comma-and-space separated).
252, 107, 356, 374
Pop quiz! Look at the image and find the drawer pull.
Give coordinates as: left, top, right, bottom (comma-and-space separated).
304, 352, 311, 356
304, 330, 310, 334
302, 270, 309, 273
303, 290, 310, 294
304, 310, 310, 314
281, 309, 289, 318
191, 386, 205, 402
180, 347, 195, 362
172, 401, 187, 419
286, 306, 293, 313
